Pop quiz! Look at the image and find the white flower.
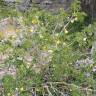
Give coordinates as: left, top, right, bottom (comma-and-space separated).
27, 62, 31, 67
39, 34, 43, 38
29, 26, 34, 32
93, 66, 96, 72
26, 65, 30, 69
83, 38, 87, 41
71, 19, 75, 23
11, 35, 17, 39
30, 29, 33, 32
56, 40, 61, 44
15, 87, 18, 91
20, 87, 24, 91
64, 29, 68, 34
17, 57, 23, 61
74, 17, 78, 21
55, 33, 59, 37
48, 50, 53, 53
18, 17, 23, 23
67, 16, 70, 19
7, 93, 11, 96
63, 42, 66, 46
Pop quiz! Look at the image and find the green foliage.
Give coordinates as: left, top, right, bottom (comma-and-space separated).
0, 0, 95, 96
2, 75, 16, 95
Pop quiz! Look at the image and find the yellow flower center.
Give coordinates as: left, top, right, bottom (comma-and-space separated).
32, 17, 39, 25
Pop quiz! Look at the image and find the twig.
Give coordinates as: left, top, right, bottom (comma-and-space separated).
44, 85, 53, 96
46, 81, 96, 93
60, 16, 73, 34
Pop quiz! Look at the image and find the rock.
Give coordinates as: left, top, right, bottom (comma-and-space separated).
32, 0, 41, 4
3, 0, 72, 12
75, 57, 94, 69
0, 65, 16, 79
4, 0, 16, 2
0, 17, 18, 39
3, 0, 96, 19
16, 0, 32, 12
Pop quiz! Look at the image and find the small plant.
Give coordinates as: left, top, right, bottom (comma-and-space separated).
0, 0, 95, 96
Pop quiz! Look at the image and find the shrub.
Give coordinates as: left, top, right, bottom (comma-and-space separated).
0, 0, 95, 96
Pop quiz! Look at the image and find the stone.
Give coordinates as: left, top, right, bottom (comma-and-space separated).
0, 17, 18, 39
4, 0, 16, 2
75, 57, 94, 69
3, 0, 73, 12
16, 0, 32, 12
